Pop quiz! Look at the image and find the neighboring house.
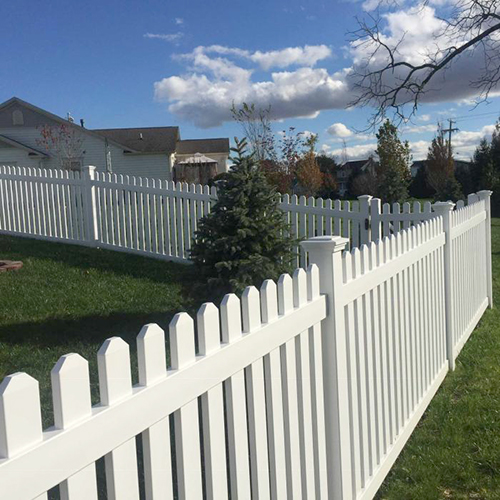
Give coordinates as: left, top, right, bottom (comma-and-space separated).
0, 97, 229, 181
411, 159, 472, 177
337, 158, 378, 197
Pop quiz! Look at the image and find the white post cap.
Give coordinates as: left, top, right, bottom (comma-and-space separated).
300, 235, 349, 254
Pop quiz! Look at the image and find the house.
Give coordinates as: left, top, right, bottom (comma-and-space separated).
0, 97, 230, 181
337, 158, 378, 197
411, 159, 472, 177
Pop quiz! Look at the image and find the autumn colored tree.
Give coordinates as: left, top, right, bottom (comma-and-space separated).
36, 123, 84, 170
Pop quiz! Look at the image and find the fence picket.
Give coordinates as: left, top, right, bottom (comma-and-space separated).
98, 337, 140, 500
51, 354, 98, 500
137, 324, 173, 500
170, 313, 203, 500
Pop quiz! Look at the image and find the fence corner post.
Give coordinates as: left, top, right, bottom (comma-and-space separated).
358, 195, 372, 245
432, 201, 456, 370
477, 190, 493, 308
300, 235, 352, 500
81, 165, 99, 247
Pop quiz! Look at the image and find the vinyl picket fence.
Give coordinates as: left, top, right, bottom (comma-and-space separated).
0, 165, 460, 266
0, 185, 493, 499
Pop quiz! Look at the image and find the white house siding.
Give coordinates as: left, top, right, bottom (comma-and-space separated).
0, 127, 172, 180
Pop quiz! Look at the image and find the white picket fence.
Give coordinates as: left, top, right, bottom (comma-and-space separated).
0, 187, 493, 499
0, 165, 462, 267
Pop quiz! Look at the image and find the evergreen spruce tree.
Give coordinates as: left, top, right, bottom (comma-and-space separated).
191, 138, 297, 295
376, 120, 412, 204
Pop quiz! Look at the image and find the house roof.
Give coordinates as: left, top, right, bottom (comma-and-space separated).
178, 153, 218, 165
0, 134, 48, 157
93, 127, 180, 154
0, 97, 133, 152
176, 138, 230, 155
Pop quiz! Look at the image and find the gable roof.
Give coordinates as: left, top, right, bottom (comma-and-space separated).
0, 134, 48, 157
176, 138, 230, 155
93, 127, 180, 154
0, 97, 135, 152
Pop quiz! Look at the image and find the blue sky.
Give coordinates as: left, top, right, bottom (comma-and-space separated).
1, 0, 499, 160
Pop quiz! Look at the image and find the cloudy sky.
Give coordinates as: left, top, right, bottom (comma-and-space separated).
2, 0, 499, 160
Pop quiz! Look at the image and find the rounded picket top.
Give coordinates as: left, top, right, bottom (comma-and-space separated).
169, 312, 196, 370
220, 293, 242, 343
197, 302, 221, 356
277, 273, 293, 315
0, 372, 42, 458
260, 279, 278, 323
306, 264, 320, 300
292, 268, 307, 307
242, 286, 261, 333
137, 324, 167, 386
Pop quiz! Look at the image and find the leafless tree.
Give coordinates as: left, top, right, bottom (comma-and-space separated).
350, 0, 500, 128
37, 123, 84, 170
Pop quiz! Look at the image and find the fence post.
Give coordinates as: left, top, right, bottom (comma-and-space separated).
432, 201, 456, 370
300, 235, 352, 500
81, 165, 99, 246
477, 190, 493, 308
370, 197, 382, 242
358, 195, 372, 245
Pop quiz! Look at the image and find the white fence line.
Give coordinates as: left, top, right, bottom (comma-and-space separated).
0, 165, 465, 265
0, 189, 492, 499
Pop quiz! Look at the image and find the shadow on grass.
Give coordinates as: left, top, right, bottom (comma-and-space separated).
0, 234, 200, 286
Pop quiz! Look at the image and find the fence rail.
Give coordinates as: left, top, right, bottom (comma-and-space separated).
0, 166, 493, 500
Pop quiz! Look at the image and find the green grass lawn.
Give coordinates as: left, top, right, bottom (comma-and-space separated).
0, 235, 206, 428
1, 223, 500, 499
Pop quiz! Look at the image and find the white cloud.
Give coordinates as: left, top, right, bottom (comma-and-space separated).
175, 18, 184, 25
330, 142, 377, 160
404, 124, 439, 134
144, 32, 183, 43
155, 65, 350, 128
153, 5, 500, 128
327, 122, 353, 138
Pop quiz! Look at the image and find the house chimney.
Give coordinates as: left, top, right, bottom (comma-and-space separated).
80, 118, 85, 128
67, 112, 74, 123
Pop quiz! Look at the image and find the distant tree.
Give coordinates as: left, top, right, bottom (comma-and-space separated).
426, 132, 462, 201
375, 120, 411, 203
316, 154, 339, 198
36, 123, 84, 170
470, 121, 500, 214
295, 134, 324, 197
350, 170, 378, 198
190, 138, 297, 295
409, 164, 434, 199
231, 103, 273, 163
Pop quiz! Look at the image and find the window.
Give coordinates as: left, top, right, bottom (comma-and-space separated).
12, 110, 24, 126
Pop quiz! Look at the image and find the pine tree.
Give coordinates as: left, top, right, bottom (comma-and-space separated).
190, 138, 297, 295
376, 120, 411, 204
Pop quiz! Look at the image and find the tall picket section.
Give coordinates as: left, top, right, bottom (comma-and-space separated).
433, 193, 491, 367
0, 165, 89, 243
303, 220, 449, 500
92, 172, 215, 261
0, 266, 330, 500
